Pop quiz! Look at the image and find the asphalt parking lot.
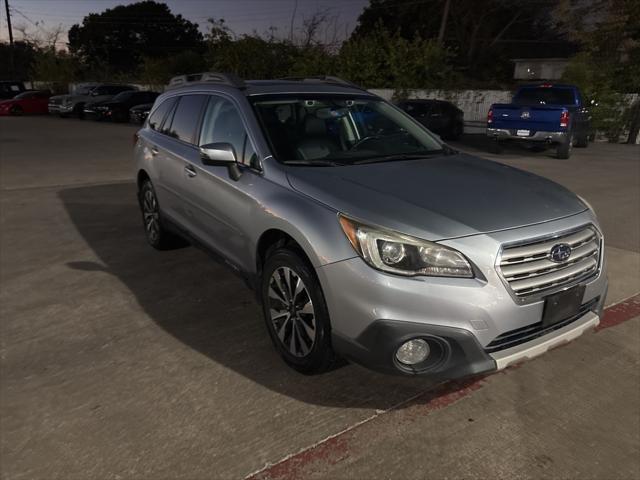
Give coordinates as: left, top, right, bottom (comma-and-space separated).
1, 116, 639, 480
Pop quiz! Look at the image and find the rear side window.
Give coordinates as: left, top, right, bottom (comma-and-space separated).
165, 95, 207, 143
514, 87, 576, 106
148, 97, 177, 131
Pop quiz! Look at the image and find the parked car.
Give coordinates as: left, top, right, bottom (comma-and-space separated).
0, 90, 51, 115
0, 80, 26, 100
487, 83, 591, 159
397, 99, 464, 140
84, 90, 159, 122
53, 84, 136, 118
134, 73, 607, 379
129, 103, 153, 124
48, 83, 98, 115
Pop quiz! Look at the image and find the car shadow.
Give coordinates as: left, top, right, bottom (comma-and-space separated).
452, 133, 560, 159
59, 182, 454, 409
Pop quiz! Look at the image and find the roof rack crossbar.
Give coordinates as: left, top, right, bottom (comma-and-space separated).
167, 72, 246, 89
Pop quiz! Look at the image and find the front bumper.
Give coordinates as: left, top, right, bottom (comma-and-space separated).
316, 211, 608, 378
487, 127, 567, 144
48, 104, 61, 114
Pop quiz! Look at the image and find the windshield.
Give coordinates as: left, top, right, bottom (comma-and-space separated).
251, 96, 443, 165
75, 86, 94, 95
514, 87, 576, 106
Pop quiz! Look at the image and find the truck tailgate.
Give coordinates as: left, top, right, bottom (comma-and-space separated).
490, 104, 563, 133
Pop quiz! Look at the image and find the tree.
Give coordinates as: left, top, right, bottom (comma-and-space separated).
0, 41, 37, 79
338, 24, 454, 91
68, 1, 204, 74
351, 0, 566, 84
556, 0, 640, 142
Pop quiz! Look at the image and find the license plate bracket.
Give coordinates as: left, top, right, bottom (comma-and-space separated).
516, 129, 530, 137
542, 285, 586, 328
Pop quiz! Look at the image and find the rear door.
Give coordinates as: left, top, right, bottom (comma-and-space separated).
152, 94, 208, 227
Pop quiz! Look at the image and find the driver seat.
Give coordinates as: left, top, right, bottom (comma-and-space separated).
295, 116, 338, 160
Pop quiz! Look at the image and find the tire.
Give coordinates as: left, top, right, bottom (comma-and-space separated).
73, 103, 85, 119
444, 122, 463, 141
488, 139, 503, 154
261, 248, 336, 374
138, 179, 186, 250
556, 133, 573, 159
9, 105, 23, 116
574, 134, 589, 148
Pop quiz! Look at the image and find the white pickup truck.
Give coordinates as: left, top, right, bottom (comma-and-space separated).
48, 84, 135, 118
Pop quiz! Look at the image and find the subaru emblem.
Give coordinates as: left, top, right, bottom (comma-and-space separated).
521, 111, 530, 119
549, 243, 572, 263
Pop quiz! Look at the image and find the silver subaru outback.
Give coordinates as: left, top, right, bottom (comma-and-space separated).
134, 73, 607, 379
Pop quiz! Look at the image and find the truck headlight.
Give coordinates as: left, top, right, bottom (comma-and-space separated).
338, 215, 473, 278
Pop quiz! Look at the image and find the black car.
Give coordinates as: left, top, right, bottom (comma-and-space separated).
129, 102, 154, 124
396, 99, 464, 140
84, 90, 159, 122
0, 81, 26, 100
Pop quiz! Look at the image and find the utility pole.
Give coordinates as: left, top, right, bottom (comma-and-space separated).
437, 0, 451, 46
4, 0, 14, 77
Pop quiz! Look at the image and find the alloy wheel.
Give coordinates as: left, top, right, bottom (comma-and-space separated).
268, 266, 316, 357
142, 188, 160, 243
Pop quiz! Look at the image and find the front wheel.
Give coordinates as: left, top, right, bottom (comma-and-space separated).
261, 248, 335, 374
488, 139, 503, 154
9, 105, 23, 116
574, 134, 589, 148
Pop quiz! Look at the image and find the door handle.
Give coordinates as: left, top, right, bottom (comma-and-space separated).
184, 164, 197, 178
150, 146, 159, 156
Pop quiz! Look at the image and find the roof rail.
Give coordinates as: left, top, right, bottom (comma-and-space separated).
167, 72, 246, 90
279, 76, 366, 91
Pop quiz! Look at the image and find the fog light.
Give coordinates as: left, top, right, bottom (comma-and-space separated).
395, 338, 430, 365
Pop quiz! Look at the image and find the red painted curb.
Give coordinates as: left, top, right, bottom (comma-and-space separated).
248, 294, 640, 480
596, 294, 640, 331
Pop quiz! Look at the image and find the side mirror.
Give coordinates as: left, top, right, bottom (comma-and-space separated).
200, 142, 242, 180
200, 142, 236, 165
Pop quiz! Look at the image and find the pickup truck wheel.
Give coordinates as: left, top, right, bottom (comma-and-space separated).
73, 104, 85, 119
488, 139, 503, 154
556, 134, 573, 159
138, 180, 186, 250
262, 248, 335, 374
574, 134, 589, 148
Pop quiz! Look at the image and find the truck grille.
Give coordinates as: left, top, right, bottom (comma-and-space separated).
497, 225, 601, 299
485, 297, 599, 353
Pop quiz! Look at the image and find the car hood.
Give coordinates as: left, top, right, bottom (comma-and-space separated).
0, 99, 16, 106
285, 153, 587, 240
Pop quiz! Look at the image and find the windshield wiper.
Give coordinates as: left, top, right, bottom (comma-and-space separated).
352, 151, 445, 165
283, 159, 346, 167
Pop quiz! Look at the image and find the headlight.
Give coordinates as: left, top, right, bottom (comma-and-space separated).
338, 215, 474, 278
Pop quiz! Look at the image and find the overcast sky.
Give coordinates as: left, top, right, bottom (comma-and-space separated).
1, 0, 369, 47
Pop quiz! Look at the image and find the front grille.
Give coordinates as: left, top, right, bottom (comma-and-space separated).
485, 297, 599, 353
497, 225, 601, 299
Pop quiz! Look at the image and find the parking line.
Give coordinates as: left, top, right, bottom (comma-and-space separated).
245, 293, 640, 480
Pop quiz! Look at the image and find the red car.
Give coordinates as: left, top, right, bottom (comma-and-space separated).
0, 90, 51, 116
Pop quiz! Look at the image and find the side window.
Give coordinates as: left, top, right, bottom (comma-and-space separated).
199, 96, 253, 164
148, 97, 177, 131
164, 95, 207, 143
